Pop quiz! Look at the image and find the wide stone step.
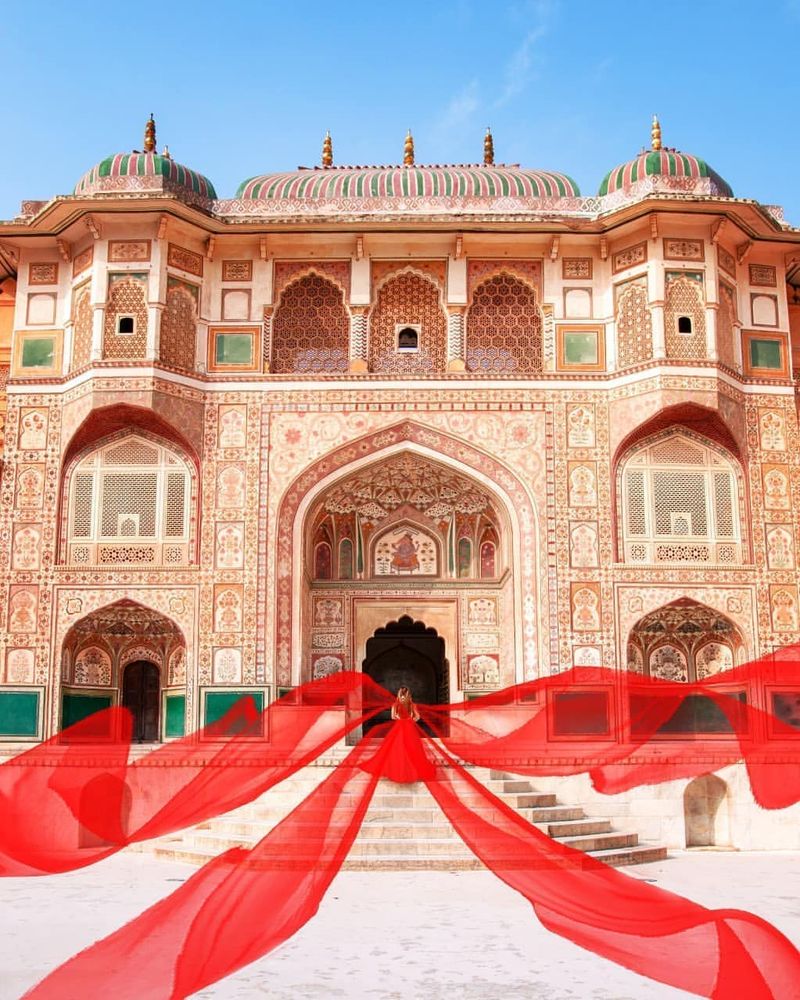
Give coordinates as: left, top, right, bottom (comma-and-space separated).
514, 793, 558, 808
546, 819, 613, 838
560, 832, 639, 852
357, 823, 456, 840
523, 805, 584, 822
588, 845, 668, 867
348, 838, 473, 857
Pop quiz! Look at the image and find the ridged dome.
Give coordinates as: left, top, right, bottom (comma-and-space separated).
75, 152, 216, 200
599, 148, 732, 198
599, 117, 732, 198
237, 164, 580, 201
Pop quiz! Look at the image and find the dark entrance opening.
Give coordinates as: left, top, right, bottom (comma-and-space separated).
122, 660, 161, 742
362, 616, 449, 736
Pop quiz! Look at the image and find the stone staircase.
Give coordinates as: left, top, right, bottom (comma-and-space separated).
148, 766, 667, 871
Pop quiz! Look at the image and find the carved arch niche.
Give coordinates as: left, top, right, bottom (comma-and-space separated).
305, 450, 506, 583
271, 272, 350, 373
466, 271, 543, 373
367, 269, 447, 374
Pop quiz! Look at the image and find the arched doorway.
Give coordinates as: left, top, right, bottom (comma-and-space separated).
60, 599, 185, 743
362, 616, 448, 735
122, 661, 161, 742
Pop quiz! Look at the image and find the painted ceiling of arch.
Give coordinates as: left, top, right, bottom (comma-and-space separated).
68, 601, 183, 639
321, 453, 494, 524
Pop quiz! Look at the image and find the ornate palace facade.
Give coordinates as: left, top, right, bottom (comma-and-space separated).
0, 113, 799, 806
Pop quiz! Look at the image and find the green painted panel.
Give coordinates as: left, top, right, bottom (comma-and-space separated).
564, 331, 598, 365
62, 693, 113, 732
21, 337, 55, 368
0, 690, 40, 737
750, 338, 782, 370
215, 332, 253, 365
204, 690, 265, 734
165, 694, 186, 738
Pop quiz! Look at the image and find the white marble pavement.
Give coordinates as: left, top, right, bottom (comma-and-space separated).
2, 851, 799, 999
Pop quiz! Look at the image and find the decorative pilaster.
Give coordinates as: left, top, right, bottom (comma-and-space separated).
90, 305, 104, 361
145, 304, 163, 360
349, 308, 368, 372
446, 308, 465, 372
705, 303, 719, 362
650, 302, 666, 359
262, 306, 274, 372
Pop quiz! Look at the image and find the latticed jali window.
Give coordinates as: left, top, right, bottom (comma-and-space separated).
664, 273, 706, 359
368, 272, 447, 374
271, 274, 350, 373
466, 274, 543, 373
71, 283, 93, 370
103, 274, 148, 359
621, 432, 742, 565
160, 278, 198, 370
615, 279, 652, 368
66, 435, 192, 566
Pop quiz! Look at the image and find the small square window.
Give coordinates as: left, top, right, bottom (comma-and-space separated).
395, 325, 420, 352
749, 338, 782, 371
563, 331, 598, 365
21, 336, 55, 369
207, 326, 261, 372
116, 315, 135, 336
215, 332, 254, 366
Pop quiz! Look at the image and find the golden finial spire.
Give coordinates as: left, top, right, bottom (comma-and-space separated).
484, 126, 494, 165
651, 114, 662, 151
322, 130, 333, 167
144, 113, 156, 154
403, 129, 414, 166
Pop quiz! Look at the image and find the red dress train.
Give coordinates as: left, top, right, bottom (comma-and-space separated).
360, 705, 435, 783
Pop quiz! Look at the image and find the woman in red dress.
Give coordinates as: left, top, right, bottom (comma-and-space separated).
361, 685, 436, 783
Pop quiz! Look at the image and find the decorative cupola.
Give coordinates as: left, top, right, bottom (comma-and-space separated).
322, 131, 333, 168
598, 115, 732, 198
143, 113, 156, 153
74, 114, 217, 204
403, 130, 415, 166
483, 127, 494, 165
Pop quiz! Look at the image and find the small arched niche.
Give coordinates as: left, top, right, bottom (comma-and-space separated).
684, 774, 729, 847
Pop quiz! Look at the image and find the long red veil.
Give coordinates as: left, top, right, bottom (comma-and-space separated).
4, 653, 800, 998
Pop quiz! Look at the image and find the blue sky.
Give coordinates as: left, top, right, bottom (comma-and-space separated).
1, 0, 798, 220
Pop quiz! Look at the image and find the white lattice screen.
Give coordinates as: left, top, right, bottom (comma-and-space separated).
67, 435, 191, 566
621, 433, 741, 565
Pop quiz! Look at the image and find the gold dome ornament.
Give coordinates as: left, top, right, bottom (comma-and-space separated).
484, 127, 494, 165
322, 130, 333, 168
651, 114, 662, 152
144, 113, 156, 154
403, 129, 414, 166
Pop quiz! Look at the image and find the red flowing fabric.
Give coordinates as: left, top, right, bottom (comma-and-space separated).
0, 671, 388, 875
6, 651, 800, 997
23, 741, 382, 1000
422, 739, 800, 1000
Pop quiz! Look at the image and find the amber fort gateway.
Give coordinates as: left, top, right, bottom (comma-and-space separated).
1, 115, 800, 852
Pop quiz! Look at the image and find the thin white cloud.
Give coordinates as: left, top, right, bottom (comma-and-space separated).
494, 26, 546, 106
433, 1, 556, 139
494, 0, 556, 107
438, 79, 481, 133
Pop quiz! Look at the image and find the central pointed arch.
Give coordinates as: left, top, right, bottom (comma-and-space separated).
273, 420, 542, 689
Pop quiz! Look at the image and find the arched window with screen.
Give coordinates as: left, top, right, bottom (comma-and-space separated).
619, 430, 742, 565
64, 434, 193, 566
